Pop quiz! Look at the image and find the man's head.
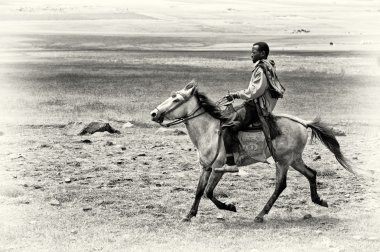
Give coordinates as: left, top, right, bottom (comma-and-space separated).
251, 42, 269, 63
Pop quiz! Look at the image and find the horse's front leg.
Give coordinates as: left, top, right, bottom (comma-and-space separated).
205, 170, 237, 212
182, 167, 211, 222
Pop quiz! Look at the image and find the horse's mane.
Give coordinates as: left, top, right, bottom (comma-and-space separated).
194, 91, 224, 120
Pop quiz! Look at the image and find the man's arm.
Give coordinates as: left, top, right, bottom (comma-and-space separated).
232, 68, 268, 100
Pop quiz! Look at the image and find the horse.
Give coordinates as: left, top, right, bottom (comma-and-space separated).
150, 81, 354, 223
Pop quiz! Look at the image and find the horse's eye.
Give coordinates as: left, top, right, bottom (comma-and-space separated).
173, 99, 180, 102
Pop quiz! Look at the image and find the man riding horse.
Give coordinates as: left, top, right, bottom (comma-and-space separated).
217, 42, 285, 173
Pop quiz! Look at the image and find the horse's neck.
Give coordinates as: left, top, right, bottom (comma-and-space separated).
184, 111, 220, 152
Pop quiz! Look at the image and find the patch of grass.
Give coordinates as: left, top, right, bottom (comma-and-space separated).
4, 46, 376, 127
39, 99, 66, 106
318, 168, 338, 177
73, 101, 118, 112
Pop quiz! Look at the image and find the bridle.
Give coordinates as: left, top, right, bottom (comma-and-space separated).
155, 92, 206, 128
154, 90, 224, 169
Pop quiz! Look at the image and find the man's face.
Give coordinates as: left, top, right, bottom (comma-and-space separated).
251, 45, 265, 63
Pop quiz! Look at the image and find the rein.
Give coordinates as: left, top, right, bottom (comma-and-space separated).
156, 92, 225, 169
158, 106, 205, 127
157, 93, 207, 128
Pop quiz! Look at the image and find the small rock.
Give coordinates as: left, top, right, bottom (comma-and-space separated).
216, 213, 225, 220
71, 229, 78, 234
50, 199, 61, 206
65, 178, 71, 183
145, 204, 154, 209
122, 122, 134, 128
81, 139, 92, 144
40, 144, 50, 148
33, 184, 43, 189
105, 141, 114, 146
121, 146, 126, 151
344, 194, 350, 198
83, 206, 92, 211
352, 156, 358, 160
137, 153, 146, 157
19, 199, 30, 204
237, 170, 249, 177
116, 161, 123, 165
352, 235, 362, 240
331, 127, 346, 136
313, 155, 321, 161
303, 214, 313, 220
316, 230, 323, 235
155, 128, 187, 136
13, 175, 17, 179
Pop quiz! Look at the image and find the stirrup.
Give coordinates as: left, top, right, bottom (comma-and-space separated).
214, 164, 239, 173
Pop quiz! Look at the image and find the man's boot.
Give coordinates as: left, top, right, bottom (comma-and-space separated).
214, 129, 239, 173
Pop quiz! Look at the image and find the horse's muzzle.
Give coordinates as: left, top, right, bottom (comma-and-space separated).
150, 109, 164, 123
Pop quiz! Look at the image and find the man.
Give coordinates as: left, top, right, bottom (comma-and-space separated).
216, 42, 285, 173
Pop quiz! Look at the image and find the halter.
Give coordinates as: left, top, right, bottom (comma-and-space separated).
155, 90, 224, 169
155, 92, 206, 128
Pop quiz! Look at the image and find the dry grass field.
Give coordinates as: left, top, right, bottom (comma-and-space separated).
0, 33, 380, 251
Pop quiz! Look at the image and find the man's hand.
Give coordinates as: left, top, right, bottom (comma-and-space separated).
220, 92, 239, 105
224, 94, 234, 102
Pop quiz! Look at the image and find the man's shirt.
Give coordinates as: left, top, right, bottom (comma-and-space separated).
236, 60, 277, 112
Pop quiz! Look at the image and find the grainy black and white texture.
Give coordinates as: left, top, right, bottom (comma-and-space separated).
0, 1, 379, 251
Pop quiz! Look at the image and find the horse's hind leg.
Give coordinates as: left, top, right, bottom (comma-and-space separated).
183, 168, 212, 222
255, 162, 289, 223
205, 171, 237, 212
291, 157, 328, 207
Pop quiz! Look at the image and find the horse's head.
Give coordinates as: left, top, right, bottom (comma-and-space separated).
150, 80, 199, 124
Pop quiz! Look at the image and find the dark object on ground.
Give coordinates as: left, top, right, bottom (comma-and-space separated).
303, 214, 313, 219
79, 122, 120, 135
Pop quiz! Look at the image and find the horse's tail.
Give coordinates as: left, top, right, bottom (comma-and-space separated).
306, 117, 355, 174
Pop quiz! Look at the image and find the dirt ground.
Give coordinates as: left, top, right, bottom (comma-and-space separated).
1, 33, 380, 251
0, 115, 380, 251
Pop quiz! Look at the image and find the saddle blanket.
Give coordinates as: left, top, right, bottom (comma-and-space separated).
234, 130, 269, 166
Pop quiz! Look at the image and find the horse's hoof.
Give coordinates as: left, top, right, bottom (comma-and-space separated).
182, 217, 191, 222
228, 204, 237, 212
254, 216, 264, 223
320, 200, 328, 208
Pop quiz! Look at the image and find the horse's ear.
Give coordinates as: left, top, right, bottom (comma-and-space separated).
184, 79, 198, 91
